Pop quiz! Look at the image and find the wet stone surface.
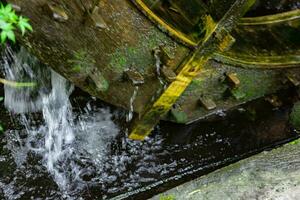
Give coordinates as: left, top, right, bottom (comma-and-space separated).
153, 138, 300, 200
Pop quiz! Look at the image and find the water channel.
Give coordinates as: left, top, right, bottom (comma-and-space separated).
0, 47, 299, 199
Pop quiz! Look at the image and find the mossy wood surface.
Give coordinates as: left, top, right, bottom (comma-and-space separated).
6, 0, 300, 130
7, 0, 190, 114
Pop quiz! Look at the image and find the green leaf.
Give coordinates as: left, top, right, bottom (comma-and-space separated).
18, 16, 32, 35
4, 4, 12, 14
0, 4, 6, 17
0, 19, 6, 28
19, 23, 25, 35
0, 3, 32, 43
0, 20, 13, 31
24, 22, 32, 32
6, 11, 18, 23
1, 31, 7, 43
1, 29, 15, 43
0, 97, 3, 101
0, 4, 15, 23
6, 29, 15, 42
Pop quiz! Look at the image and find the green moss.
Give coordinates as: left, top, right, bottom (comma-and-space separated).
184, 74, 213, 96
229, 70, 274, 100
159, 194, 175, 200
170, 108, 188, 123
109, 28, 176, 74
189, 78, 204, 90
68, 50, 96, 74
96, 75, 109, 92
289, 139, 300, 145
231, 88, 246, 100
290, 102, 300, 130
109, 50, 128, 73
71, 65, 82, 73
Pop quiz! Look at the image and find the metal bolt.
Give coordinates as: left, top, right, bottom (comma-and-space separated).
199, 96, 217, 110
226, 72, 240, 88
88, 6, 108, 29
286, 73, 300, 87
124, 68, 145, 86
161, 65, 176, 83
45, 3, 69, 22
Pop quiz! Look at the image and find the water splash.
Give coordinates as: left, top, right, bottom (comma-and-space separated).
41, 71, 75, 189
1, 47, 50, 113
1, 47, 120, 196
0, 47, 171, 200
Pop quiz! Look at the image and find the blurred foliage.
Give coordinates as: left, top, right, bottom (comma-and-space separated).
0, 3, 32, 44
0, 4, 32, 133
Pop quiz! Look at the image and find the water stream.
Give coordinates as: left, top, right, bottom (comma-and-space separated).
1, 47, 120, 198
0, 48, 299, 199
126, 86, 139, 123
153, 48, 166, 87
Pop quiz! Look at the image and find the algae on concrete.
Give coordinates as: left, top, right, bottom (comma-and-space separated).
290, 102, 300, 130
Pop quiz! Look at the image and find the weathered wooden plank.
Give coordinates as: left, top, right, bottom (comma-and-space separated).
214, 9, 300, 68
7, 0, 190, 114
129, 0, 255, 140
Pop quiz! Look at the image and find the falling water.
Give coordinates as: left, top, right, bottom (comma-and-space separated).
153, 48, 165, 86
126, 86, 139, 122
2, 47, 77, 190
41, 71, 75, 189
1, 46, 175, 199
2, 47, 50, 113
0, 47, 170, 200
1, 47, 120, 197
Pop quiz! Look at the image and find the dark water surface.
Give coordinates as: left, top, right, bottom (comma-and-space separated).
0, 46, 299, 200
0, 83, 299, 199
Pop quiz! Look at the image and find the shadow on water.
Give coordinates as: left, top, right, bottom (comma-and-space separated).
0, 47, 299, 200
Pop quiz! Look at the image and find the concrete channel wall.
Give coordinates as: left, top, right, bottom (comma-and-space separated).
153, 139, 300, 200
